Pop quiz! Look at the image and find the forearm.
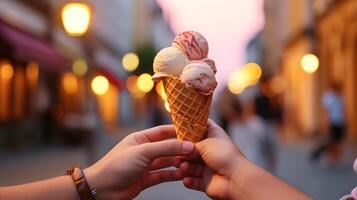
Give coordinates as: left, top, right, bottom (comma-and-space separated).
0, 176, 78, 200
230, 159, 312, 200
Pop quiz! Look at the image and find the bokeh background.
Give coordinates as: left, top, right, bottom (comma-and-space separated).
0, 0, 356, 199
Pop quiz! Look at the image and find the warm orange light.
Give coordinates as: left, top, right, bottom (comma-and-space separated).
0, 62, 14, 80
122, 53, 139, 72
137, 73, 154, 93
96, 84, 118, 127
63, 73, 78, 95
26, 62, 39, 89
72, 59, 88, 76
301, 53, 319, 74
228, 70, 246, 94
14, 68, 25, 120
62, 3, 91, 36
164, 100, 170, 112
126, 75, 138, 93
91, 75, 109, 95
244, 63, 262, 84
155, 81, 167, 101
126, 75, 145, 98
270, 75, 286, 94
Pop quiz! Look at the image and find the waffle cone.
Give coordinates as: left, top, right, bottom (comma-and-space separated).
162, 76, 212, 143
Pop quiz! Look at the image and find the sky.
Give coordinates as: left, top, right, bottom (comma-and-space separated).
156, 0, 265, 85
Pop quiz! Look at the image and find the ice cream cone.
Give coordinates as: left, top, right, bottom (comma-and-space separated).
163, 76, 212, 143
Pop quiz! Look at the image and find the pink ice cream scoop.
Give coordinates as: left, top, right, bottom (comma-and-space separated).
203, 58, 217, 74
180, 61, 217, 95
172, 31, 209, 60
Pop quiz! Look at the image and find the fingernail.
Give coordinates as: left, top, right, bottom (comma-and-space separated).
182, 141, 194, 153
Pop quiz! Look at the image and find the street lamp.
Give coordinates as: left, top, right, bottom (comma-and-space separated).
91, 75, 109, 95
0, 61, 14, 80
126, 75, 145, 98
244, 62, 262, 84
137, 73, 154, 93
72, 59, 88, 76
301, 53, 319, 74
62, 2, 91, 36
228, 72, 246, 95
63, 72, 78, 95
122, 53, 139, 72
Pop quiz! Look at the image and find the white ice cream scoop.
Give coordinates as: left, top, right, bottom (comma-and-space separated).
152, 47, 189, 81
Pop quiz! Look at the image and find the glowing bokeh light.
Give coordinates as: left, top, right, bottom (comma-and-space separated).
164, 100, 170, 112
137, 73, 154, 93
63, 73, 78, 95
91, 75, 109, 95
26, 62, 39, 88
122, 53, 139, 72
0, 62, 14, 80
301, 53, 319, 74
126, 75, 145, 98
72, 59, 88, 76
244, 62, 262, 84
62, 3, 91, 36
227, 63, 263, 94
228, 70, 246, 94
155, 81, 167, 101
126, 75, 138, 93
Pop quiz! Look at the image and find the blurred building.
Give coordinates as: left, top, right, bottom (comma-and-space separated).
315, 0, 357, 138
0, 0, 172, 149
0, 0, 72, 148
246, 32, 263, 66
261, 0, 357, 138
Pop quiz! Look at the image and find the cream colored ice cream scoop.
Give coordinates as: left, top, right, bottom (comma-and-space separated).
152, 47, 189, 80
180, 61, 217, 95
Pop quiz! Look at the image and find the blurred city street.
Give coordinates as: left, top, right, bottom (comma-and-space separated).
1, 0, 357, 199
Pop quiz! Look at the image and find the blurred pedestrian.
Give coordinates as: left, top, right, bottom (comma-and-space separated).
254, 79, 278, 172
228, 99, 266, 168
311, 83, 346, 164
147, 92, 166, 126
215, 86, 241, 132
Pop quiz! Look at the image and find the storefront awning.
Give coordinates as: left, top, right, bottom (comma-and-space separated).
0, 20, 70, 73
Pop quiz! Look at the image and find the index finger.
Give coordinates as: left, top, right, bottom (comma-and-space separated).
133, 124, 177, 144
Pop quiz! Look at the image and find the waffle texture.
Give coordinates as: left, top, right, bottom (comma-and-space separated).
163, 76, 212, 143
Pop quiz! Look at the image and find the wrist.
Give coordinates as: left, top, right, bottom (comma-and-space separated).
229, 157, 252, 199
83, 167, 103, 197
66, 165, 96, 200
226, 153, 245, 178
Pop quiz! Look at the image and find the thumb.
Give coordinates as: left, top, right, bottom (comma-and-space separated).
139, 139, 195, 161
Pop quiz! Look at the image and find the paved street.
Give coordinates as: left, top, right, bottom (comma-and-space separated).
0, 127, 356, 200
